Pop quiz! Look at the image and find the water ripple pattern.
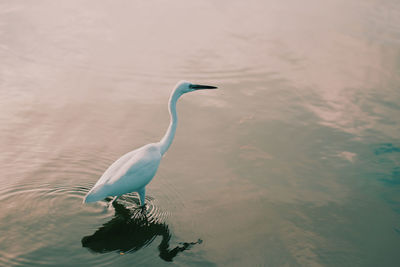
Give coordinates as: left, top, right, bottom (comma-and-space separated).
0, 181, 112, 266
2, 0, 400, 266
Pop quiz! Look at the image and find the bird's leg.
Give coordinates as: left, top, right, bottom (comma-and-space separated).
138, 187, 146, 208
111, 195, 119, 204
107, 196, 119, 209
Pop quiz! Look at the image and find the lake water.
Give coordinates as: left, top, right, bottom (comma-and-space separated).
1, 0, 400, 266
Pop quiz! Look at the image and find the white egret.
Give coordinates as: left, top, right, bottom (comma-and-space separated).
84, 81, 217, 206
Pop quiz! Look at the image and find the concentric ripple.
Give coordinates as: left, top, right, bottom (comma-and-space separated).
81, 191, 199, 263
111, 193, 171, 224
0, 179, 174, 266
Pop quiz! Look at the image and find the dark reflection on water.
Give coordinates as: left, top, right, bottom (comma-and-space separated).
372, 143, 400, 187
81, 200, 202, 262
374, 143, 400, 155
372, 143, 400, 219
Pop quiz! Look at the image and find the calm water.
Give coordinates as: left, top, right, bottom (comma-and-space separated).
1, 0, 400, 266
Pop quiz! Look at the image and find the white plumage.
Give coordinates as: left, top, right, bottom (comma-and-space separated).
84, 81, 217, 206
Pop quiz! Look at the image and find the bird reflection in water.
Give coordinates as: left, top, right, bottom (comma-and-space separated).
81, 200, 202, 262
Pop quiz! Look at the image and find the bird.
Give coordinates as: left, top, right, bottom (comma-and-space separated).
83, 81, 217, 207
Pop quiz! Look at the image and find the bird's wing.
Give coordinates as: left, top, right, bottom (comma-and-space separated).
95, 144, 162, 192
94, 149, 139, 187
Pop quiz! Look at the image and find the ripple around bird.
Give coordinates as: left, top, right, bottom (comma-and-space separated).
0, 179, 176, 266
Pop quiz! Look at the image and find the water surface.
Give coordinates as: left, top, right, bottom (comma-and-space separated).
1, 0, 400, 266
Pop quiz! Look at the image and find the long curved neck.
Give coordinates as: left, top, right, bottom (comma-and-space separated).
159, 88, 183, 156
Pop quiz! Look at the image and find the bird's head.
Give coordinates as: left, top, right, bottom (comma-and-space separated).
175, 80, 218, 94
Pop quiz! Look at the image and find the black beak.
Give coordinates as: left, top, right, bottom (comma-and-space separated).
190, 84, 218, 90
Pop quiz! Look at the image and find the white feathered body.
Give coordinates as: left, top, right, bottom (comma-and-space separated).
83, 81, 217, 206
84, 143, 162, 203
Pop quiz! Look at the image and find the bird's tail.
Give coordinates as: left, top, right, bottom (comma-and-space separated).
83, 184, 107, 203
